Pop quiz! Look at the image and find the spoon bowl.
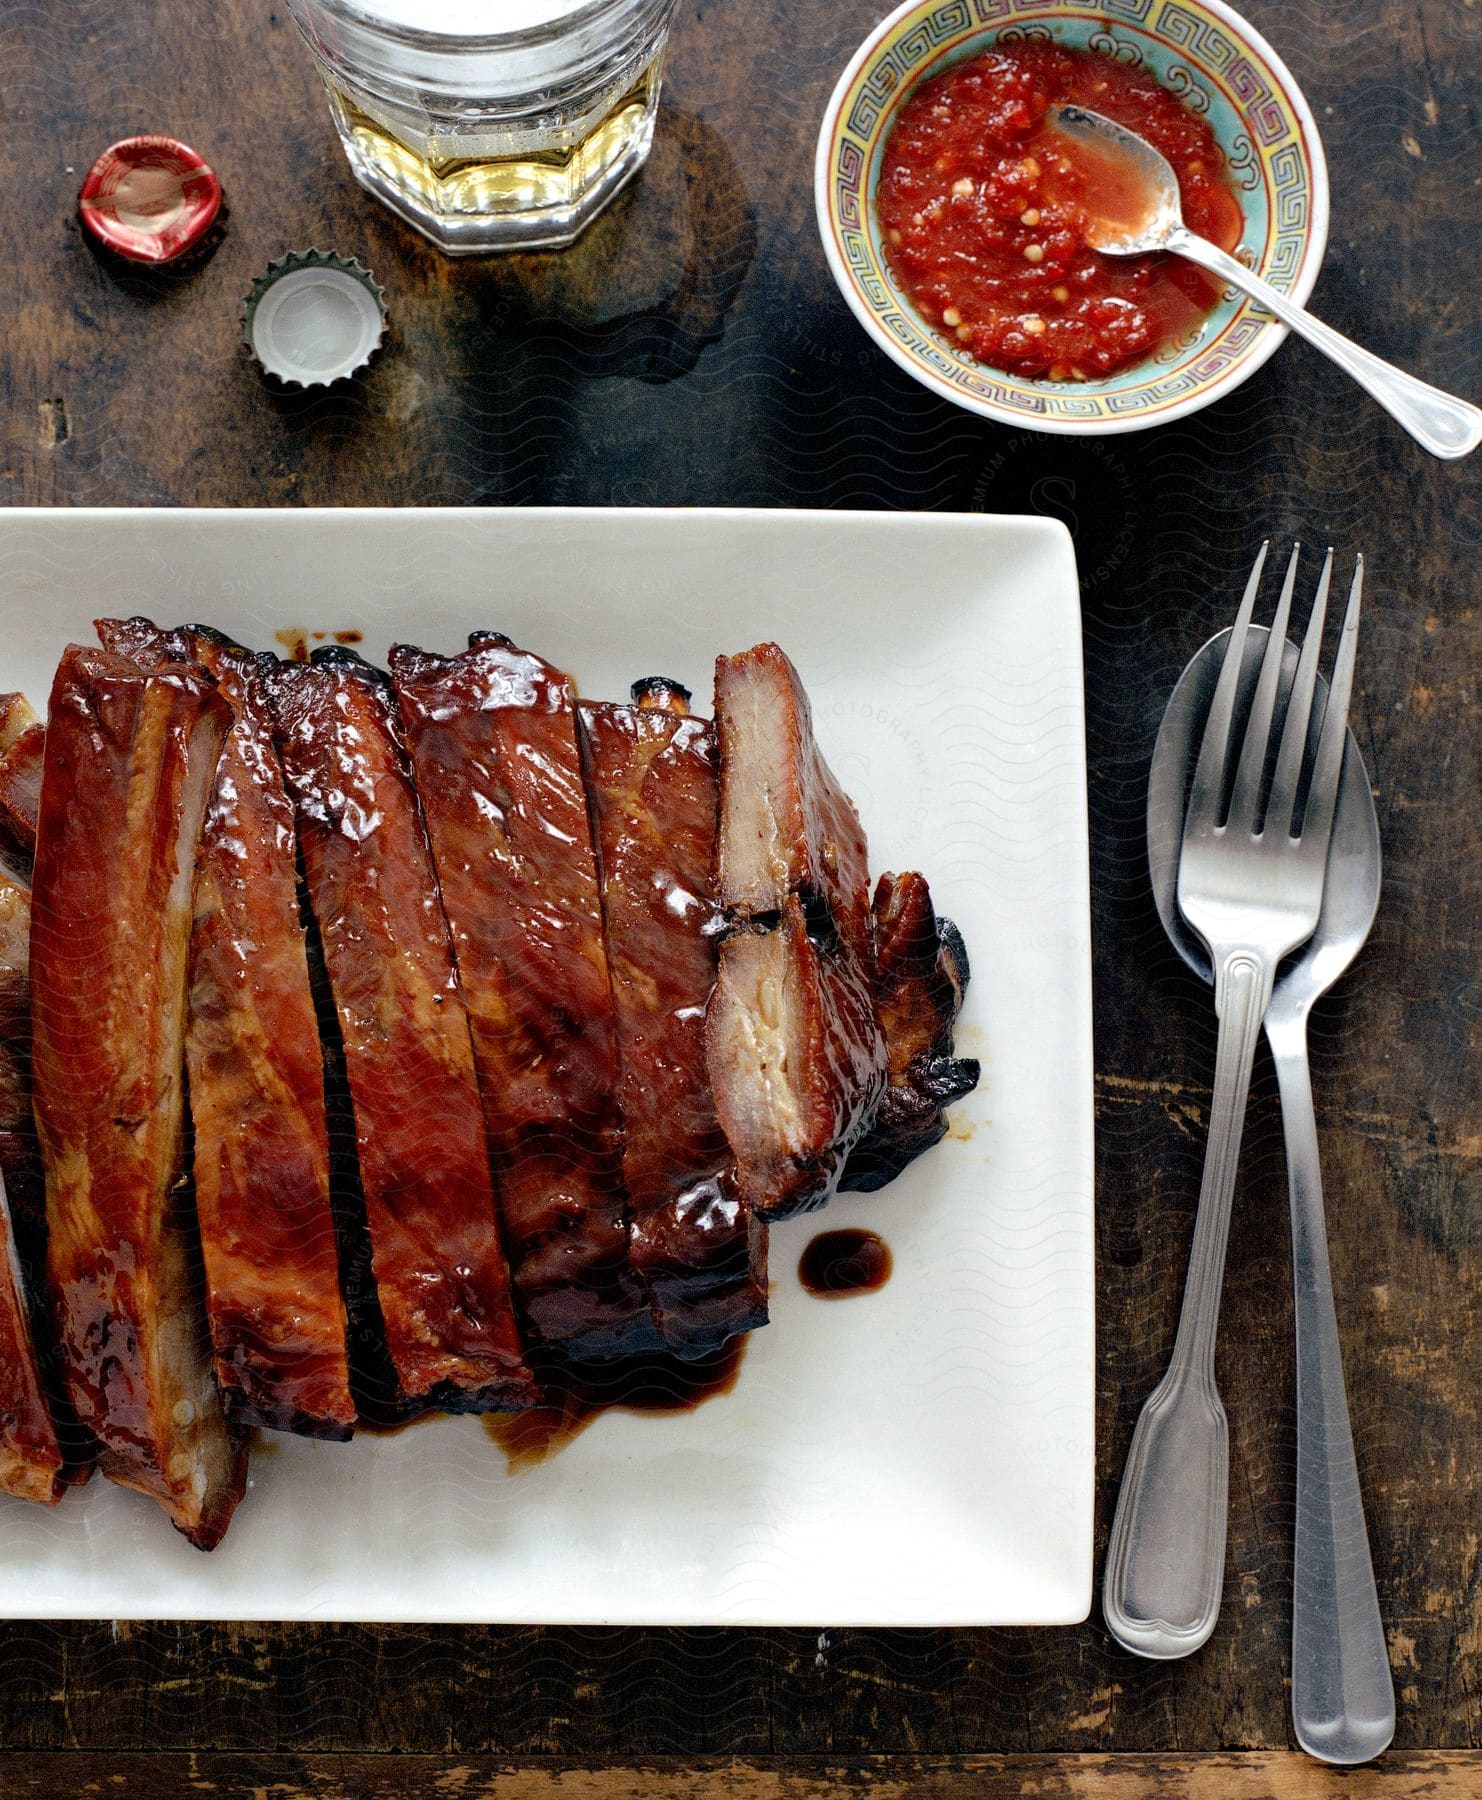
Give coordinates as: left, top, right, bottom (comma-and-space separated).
1050, 104, 1482, 458
1049, 102, 1185, 258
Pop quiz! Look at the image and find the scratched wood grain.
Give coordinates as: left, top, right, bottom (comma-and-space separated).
0, 0, 1477, 1783
3, 1751, 1482, 1798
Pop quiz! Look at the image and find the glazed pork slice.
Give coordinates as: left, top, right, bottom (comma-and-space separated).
97, 620, 356, 1440
390, 635, 656, 1360
0, 719, 44, 861
840, 872, 980, 1192
0, 855, 66, 1505
0, 693, 38, 754
0, 853, 29, 1035
0, 692, 43, 864
705, 643, 887, 1218
579, 680, 767, 1355
0, 1176, 63, 1505
32, 643, 246, 1548
0, 861, 51, 1335
266, 649, 537, 1414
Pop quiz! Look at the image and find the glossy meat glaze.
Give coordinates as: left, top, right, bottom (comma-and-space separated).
31, 645, 246, 1548
267, 650, 537, 1414
579, 683, 767, 1355
0, 694, 40, 880
98, 621, 357, 1440
0, 855, 66, 1505
0, 722, 43, 860
0, 628, 976, 1542
706, 644, 888, 1218
840, 873, 979, 1193
390, 636, 657, 1360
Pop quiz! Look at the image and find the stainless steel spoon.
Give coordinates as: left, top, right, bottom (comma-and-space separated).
1135, 623, 1394, 1764
1050, 104, 1482, 461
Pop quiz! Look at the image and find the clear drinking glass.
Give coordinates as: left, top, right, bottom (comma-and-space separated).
284, 0, 682, 254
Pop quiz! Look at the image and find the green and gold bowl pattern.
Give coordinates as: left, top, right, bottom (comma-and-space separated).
815, 0, 1330, 435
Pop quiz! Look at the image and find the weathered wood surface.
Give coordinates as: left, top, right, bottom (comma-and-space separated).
0, 0, 1477, 1783
2, 1752, 1481, 1798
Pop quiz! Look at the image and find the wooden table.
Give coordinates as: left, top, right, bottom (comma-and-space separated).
1, 1, 1478, 1793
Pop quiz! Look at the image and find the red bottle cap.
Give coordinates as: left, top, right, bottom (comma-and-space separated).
78, 136, 222, 264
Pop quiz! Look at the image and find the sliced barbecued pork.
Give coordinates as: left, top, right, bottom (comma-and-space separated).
97, 620, 356, 1441
0, 850, 29, 1030
265, 649, 537, 1415
0, 694, 37, 753
705, 644, 887, 1219
32, 644, 247, 1549
0, 1180, 63, 1506
0, 861, 46, 1309
840, 872, 979, 1192
0, 851, 66, 1506
579, 678, 767, 1355
0, 692, 42, 867
0, 720, 43, 861
390, 635, 658, 1361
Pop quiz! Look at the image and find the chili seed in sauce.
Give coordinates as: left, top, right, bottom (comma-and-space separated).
876, 42, 1244, 381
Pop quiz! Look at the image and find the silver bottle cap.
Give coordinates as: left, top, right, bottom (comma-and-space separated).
242, 250, 386, 387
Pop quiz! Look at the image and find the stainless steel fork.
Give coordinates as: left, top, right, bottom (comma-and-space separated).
1103, 543, 1363, 1659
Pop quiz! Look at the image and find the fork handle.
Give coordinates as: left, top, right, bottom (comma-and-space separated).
1103, 950, 1270, 1658
1268, 1024, 1396, 1764
1168, 228, 1482, 462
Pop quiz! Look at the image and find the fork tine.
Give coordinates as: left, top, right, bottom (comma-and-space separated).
1300, 554, 1363, 848
1265, 547, 1333, 840
1186, 540, 1268, 831
1225, 543, 1301, 833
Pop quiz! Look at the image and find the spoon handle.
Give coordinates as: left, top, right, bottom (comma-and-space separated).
1168, 227, 1482, 461
1102, 950, 1268, 1658
1267, 1020, 1396, 1765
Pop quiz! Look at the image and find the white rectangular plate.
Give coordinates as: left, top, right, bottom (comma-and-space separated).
0, 507, 1092, 1625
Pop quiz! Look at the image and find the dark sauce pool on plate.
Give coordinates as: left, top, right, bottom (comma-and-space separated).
352, 1340, 749, 1471
798, 1228, 893, 1298
484, 1340, 749, 1471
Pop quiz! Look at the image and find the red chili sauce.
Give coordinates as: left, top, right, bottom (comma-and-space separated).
876, 42, 1244, 381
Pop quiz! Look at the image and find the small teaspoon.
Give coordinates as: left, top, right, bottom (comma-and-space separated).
1050, 104, 1482, 460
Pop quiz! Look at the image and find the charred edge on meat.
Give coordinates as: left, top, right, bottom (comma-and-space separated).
630, 675, 693, 713
309, 642, 394, 683
840, 873, 980, 1194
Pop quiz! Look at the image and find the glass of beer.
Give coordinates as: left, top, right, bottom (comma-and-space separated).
285, 0, 682, 254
